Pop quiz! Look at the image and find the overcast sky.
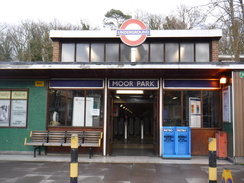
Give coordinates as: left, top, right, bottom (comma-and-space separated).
0, 0, 210, 28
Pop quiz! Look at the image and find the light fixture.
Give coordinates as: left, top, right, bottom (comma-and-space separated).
220, 77, 227, 84
116, 90, 144, 94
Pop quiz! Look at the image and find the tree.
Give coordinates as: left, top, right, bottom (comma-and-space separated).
134, 10, 165, 30
0, 24, 12, 61
103, 9, 132, 30
208, 0, 244, 60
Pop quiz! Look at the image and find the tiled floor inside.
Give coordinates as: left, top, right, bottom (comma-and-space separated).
111, 135, 155, 157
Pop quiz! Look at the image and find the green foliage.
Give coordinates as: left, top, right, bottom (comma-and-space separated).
103, 9, 132, 30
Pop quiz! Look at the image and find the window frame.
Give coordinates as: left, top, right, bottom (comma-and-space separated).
47, 89, 104, 127
60, 40, 211, 63
163, 89, 221, 129
0, 89, 28, 128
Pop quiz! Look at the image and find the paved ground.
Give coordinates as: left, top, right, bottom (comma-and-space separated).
0, 160, 243, 183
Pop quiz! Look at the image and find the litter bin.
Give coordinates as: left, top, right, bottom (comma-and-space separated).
216, 131, 227, 159
162, 126, 191, 158
162, 127, 175, 157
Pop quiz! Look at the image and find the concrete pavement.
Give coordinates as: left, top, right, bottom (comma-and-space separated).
0, 153, 243, 183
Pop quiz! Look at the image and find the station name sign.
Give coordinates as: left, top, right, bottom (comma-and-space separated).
108, 79, 159, 89
117, 29, 150, 36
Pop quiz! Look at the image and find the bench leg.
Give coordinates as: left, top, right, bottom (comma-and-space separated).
34, 146, 41, 158
89, 147, 93, 159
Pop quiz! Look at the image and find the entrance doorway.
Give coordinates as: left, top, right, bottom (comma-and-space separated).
107, 90, 159, 156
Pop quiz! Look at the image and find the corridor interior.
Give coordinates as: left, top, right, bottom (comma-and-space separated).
111, 90, 156, 156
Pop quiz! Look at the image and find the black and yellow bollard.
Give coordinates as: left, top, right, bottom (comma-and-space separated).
209, 138, 217, 183
70, 134, 79, 183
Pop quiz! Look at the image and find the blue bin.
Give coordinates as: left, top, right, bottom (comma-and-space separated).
162, 126, 191, 158
162, 127, 175, 157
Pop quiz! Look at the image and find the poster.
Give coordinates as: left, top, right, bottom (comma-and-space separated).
10, 100, 27, 127
222, 86, 230, 122
72, 97, 94, 126
189, 97, 201, 128
0, 100, 10, 126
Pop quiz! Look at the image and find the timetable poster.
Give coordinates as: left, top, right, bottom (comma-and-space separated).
10, 100, 27, 127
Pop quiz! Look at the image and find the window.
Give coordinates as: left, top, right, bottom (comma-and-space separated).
136, 44, 149, 62
163, 91, 181, 126
165, 43, 179, 62
60, 41, 211, 62
163, 90, 220, 128
202, 91, 219, 128
106, 43, 119, 62
150, 43, 164, 62
48, 90, 103, 127
196, 43, 210, 62
61, 43, 75, 62
120, 44, 131, 62
0, 90, 28, 128
90, 43, 104, 62
76, 43, 89, 62
180, 43, 194, 62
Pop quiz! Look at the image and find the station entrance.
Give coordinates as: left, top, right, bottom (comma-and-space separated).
107, 90, 159, 156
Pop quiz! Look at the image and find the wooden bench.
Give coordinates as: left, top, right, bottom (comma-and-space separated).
24, 130, 103, 158
24, 131, 49, 157
80, 131, 103, 158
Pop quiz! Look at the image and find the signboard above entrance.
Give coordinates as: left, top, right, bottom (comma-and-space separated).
109, 79, 159, 89
117, 19, 150, 46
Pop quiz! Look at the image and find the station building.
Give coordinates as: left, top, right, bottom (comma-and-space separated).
1, 23, 244, 163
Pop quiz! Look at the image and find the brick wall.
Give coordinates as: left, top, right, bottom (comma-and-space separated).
212, 39, 219, 62
52, 40, 60, 62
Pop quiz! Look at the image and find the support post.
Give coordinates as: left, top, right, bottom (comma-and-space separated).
209, 138, 217, 183
141, 124, 144, 144
124, 122, 128, 144
70, 134, 79, 183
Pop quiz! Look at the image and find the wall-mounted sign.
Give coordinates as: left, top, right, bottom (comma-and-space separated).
117, 19, 150, 46
35, 81, 45, 87
222, 86, 230, 122
240, 71, 244, 78
108, 79, 159, 89
49, 80, 104, 89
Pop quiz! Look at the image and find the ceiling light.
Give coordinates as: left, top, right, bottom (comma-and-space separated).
116, 90, 144, 94
220, 77, 227, 84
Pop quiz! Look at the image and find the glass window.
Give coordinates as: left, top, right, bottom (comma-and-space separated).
183, 91, 201, 127
196, 43, 210, 62
90, 43, 104, 62
61, 43, 75, 62
163, 90, 220, 128
163, 91, 181, 126
48, 90, 103, 127
76, 43, 89, 62
120, 44, 131, 62
180, 43, 194, 62
0, 90, 28, 128
105, 43, 119, 62
165, 43, 179, 62
150, 43, 164, 62
136, 44, 149, 62
202, 91, 219, 128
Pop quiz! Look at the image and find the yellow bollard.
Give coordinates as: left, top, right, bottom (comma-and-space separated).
209, 138, 217, 183
70, 134, 79, 183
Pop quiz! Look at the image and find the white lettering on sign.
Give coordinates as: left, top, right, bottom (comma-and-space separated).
109, 80, 158, 88
112, 81, 134, 87
137, 81, 155, 87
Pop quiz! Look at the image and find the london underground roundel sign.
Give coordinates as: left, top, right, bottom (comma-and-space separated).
117, 19, 150, 47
